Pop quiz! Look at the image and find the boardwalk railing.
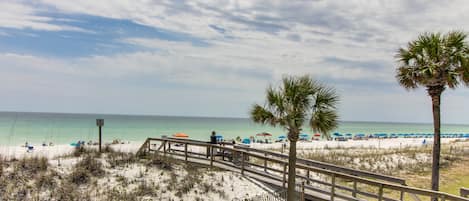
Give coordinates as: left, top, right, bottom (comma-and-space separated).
137, 138, 469, 201
233, 145, 406, 185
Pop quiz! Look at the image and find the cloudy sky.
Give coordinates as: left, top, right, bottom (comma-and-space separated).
1, 0, 469, 124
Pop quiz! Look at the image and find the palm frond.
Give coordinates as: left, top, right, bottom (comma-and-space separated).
250, 104, 277, 126
310, 109, 339, 138
395, 31, 469, 90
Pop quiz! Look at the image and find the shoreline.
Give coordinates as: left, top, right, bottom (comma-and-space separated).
0, 138, 461, 160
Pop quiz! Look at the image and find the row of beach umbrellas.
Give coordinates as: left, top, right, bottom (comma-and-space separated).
170, 132, 469, 145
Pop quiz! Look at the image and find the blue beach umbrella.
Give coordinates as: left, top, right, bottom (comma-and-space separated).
277, 135, 287, 139
333, 132, 342, 137
355, 133, 365, 137
242, 138, 251, 144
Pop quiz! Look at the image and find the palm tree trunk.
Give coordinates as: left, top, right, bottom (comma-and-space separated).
428, 86, 443, 197
287, 139, 297, 201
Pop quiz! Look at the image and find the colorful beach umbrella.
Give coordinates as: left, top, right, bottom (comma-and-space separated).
277, 135, 286, 139
173, 133, 189, 138
314, 133, 321, 137
333, 132, 342, 136
256, 132, 272, 137
242, 138, 251, 144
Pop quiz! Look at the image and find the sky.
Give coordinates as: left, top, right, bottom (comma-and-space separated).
1, 0, 469, 124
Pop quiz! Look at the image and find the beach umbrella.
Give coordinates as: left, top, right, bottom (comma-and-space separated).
256, 132, 272, 137
215, 135, 223, 139
277, 135, 287, 139
314, 133, 321, 137
333, 132, 342, 136
173, 133, 189, 138
299, 133, 309, 138
242, 138, 251, 144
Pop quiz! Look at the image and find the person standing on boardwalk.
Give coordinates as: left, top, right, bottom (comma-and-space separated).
210, 131, 217, 144
207, 131, 217, 158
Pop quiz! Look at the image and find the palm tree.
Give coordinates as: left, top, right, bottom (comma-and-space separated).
250, 75, 339, 201
396, 31, 469, 193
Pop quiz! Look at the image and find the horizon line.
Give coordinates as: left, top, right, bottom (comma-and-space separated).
1, 110, 468, 126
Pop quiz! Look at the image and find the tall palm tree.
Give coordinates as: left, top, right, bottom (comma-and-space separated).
250, 75, 339, 201
396, 31, 469, 193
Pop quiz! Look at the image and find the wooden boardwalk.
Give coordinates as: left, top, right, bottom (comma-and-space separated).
137, 137, 469, 201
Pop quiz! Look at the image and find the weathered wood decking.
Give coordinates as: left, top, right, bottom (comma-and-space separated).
137, 137, 469, 201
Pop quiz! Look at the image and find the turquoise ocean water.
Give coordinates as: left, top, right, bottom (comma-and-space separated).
1, 112, 469, 146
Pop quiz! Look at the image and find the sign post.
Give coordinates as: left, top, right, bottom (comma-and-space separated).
96, 119, 104, 152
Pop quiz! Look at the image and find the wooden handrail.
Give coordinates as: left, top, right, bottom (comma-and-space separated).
139, 137, 469, 201
234, 144, 406, 185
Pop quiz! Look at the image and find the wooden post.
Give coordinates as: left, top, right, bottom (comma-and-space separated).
210, 146, 214, 167
306, 170, 310, 185
146, 140, 150, 154
241, 152, 245, 175
301, 181, 305, 201
352, 180, 357, 198
264, 153, 267, 172
168, 142, 171, 152
400, 183, 406, 201
331, 173, 336, 201
378, 184, 384, 201
184, 143, 188, 161
283, 164, 287, 189
222, 149, 225, 161
440, 195, 446, 201
163, 141, 167, 155
461, 188, 469, 197
96, 119, 104, 153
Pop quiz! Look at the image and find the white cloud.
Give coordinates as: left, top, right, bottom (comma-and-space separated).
3, 0, 469, 122
0, 1, 88, 32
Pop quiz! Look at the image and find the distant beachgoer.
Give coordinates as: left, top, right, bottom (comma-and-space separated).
49, 142, 54, 146
422, 139, 427, 145
25, 142, 28, 147
210, 131, 217, 144
42, 142, 47, 146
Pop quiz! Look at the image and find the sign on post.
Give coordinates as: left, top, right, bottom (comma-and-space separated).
96, 119, 104, 152
96, 119, 104, 127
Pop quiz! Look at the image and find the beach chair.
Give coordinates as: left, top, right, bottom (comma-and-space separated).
27, 146, 34, 152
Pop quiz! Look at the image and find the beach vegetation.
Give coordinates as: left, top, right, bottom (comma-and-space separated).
250, 75, 339, 201
69, 155, 105, 185
396, 31, 469, 192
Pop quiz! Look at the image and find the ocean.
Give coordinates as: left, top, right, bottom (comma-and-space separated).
1, 111, 469, 146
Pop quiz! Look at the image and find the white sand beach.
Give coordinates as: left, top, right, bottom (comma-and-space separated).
0, 137, 461, 161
